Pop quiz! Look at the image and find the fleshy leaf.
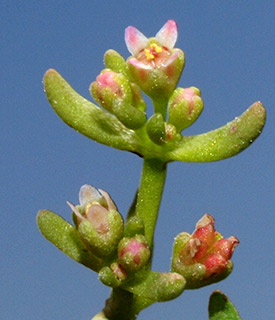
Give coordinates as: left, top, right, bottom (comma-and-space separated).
209, 290, 242, 320
43, 69, 139, 152
37, 210, 103, 272
122, 271, 185, 312
168, 102, 266, 162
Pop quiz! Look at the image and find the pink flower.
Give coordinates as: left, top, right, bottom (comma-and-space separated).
124, 20, 185, 101
67, 184, 117, 233
67, 184, 124, 258
190, 215, 239, 276
125, 20, 178, 66
172, 214, 239, 288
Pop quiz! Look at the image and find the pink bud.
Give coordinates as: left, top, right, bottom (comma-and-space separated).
96, 71, 123, 97
118, 235, 150, 272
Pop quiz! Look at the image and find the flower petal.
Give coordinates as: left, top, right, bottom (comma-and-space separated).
67, 201, 84, 221
79, 184, 103, 207
86, 204, 109, 234
125, 26, 149, 56
99, 189, 117, 211
128, 58, 152, 70
155, 20, 178, 49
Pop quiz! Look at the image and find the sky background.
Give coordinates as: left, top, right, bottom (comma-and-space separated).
1, 1, 274, 319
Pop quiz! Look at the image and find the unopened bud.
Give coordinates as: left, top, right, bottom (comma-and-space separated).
146, 113, 166, 145
168, 87, 204, 132
99, 263, 127, 288
118, 235, 150, 272
90, 70, 132, 113
104, 49, 127, 75
112, 100, 146, 129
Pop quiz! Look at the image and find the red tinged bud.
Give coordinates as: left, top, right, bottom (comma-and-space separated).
118, 235, 150, 272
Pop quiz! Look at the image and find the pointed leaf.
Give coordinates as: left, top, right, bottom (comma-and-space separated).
37, 210, 103, 272
168, 102, 266, 162
43, 69, 139, 152
209, 290, 242, 320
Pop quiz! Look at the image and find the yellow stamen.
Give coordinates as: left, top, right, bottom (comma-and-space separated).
144, 43, 163, 60
151, 43, 162, 53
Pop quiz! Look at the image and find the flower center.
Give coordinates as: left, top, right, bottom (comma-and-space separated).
144, 43, 163, 60
137, 42, 171, 67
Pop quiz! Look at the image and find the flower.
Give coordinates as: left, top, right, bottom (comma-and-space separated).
67, 184, 116, 231
171, 214, 239, 289
67, 184, 124, 258
125, 20, 185, 101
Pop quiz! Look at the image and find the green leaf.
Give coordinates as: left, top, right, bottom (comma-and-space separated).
209, 290, 242, 320
43, 69, 139, 152
122, 270, 185, 313
168, 102, 266, 162
37, 210, 103, 272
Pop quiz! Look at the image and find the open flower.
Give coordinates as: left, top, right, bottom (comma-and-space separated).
125, 20, 185, 101
67, 184, 116, 230
67, 184, 124, 258
171, 214, 239, 289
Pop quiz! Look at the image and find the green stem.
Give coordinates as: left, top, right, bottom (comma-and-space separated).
96, 159, 167, 320
135, 158, 167, 249
101, 288, 136, 320
153, 98, 168, 119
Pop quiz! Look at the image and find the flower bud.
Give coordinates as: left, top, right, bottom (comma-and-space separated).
168, 87, 204, 132
67, 185, 124, 258
171, 214, 239, 289
118, 235, 150, 272
112, 100, 147, 130
90, 69, 132, 113
165, 123, 180, 142
146, 113, 166, 145
104, 49, 127, 75
99, 263, 127, 288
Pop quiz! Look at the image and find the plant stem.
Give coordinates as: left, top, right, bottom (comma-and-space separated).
153, 98, 168, 119
102, 288, 136, 320
96, 159, 167, 320
135, 158, 167, 249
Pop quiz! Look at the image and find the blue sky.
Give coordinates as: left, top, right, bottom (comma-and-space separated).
1, 1, 274, 319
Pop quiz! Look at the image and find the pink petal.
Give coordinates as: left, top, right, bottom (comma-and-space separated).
99, 189, 117, 211
67, 201, 84, 221
125, 26, 149, 56
128, 58, 152, 70
86, 204, 109, 234
162, 50, 180, 67
155, 20, 178, 49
